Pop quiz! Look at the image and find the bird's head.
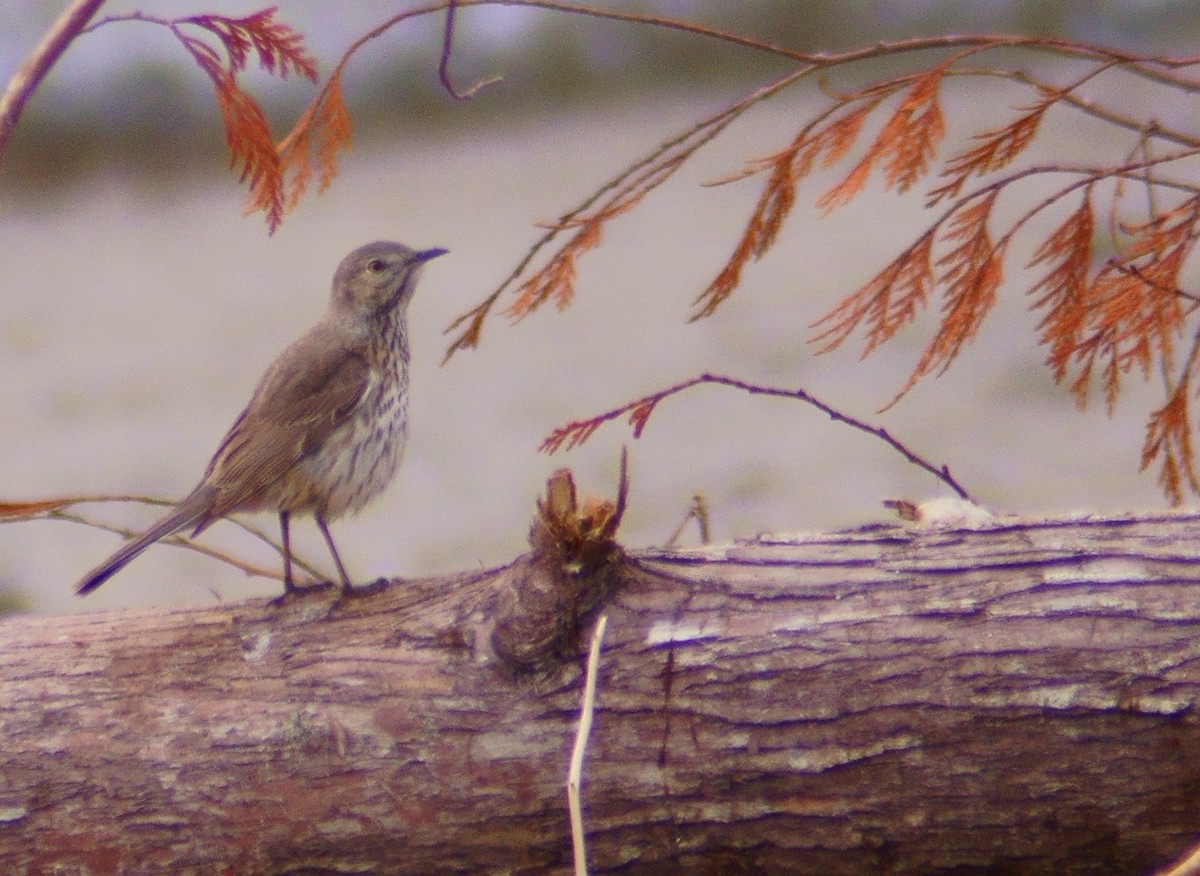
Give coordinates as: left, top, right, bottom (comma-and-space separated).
331, 241, 447, 318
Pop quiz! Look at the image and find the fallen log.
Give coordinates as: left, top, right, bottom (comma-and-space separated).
3, 479, 1200, 874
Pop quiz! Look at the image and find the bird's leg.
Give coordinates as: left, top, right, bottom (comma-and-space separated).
279, 510, 297, 593
272, 510, 333, 602
316, 512, 354, 595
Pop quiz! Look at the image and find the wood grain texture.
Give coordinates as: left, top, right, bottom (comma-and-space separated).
4, 511, 1200, 873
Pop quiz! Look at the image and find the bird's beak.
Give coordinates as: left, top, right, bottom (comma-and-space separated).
413, 247, 448, 264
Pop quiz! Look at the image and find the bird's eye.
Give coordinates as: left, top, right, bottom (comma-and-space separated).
367, 259, 387, 273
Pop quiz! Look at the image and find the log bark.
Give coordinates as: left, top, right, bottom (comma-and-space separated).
4, 507, 1200, 874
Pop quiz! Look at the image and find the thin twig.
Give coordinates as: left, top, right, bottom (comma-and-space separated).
665, 495, 711, 548
50, 510, 291, 584
5, 494, 326, 584
568, 612, 608, 876
543, 373, 975, 501
438, 0, 502, 100
79, 10, 168, 34
1001, 67, 1199, 151
977, 153, 1200, 277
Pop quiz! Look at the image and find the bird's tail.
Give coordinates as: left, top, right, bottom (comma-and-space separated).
75, 486, 217, 596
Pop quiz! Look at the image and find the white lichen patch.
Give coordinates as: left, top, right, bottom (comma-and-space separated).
240, 630, 273, 662
908, 497, 997, 528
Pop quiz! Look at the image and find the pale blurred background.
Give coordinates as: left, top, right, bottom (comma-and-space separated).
2, 1, 1195, 614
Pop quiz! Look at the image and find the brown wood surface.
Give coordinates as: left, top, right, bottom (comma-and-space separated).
4, 511, 1200, 873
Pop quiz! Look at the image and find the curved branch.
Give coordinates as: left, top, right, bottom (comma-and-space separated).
0, 0, 106, 160
438, 0, 503, 100
541, 373, 976, 501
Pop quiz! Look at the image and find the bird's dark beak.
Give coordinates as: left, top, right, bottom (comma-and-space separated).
413, 247, 448, 264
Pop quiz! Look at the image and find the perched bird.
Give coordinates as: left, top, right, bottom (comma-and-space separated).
75, 241, 446, 597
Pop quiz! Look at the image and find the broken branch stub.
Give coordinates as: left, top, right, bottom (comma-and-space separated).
490, 467, 628, 674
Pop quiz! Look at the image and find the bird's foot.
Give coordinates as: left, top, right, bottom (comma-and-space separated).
332, 577, 395, 604
270, 579, 335, 606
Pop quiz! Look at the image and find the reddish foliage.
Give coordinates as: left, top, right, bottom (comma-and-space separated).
503, 194, 648, 321
542, 417, 604, 455
627, 401, 658, 438
1028, 192, 1095, 394
1059, 197, 1199, 416
731, 50, 1200, 500
930, 90, 1052, 205
507, 217, 606, 320
430, 30, 1200, 503
276, 70, 352, 214
810, 231, 935, 356
168, 8, 317, 232
0, 499, 71, 518
1142, 322, 1200, 504
916, 193, 1005, 380
819, 66, 947, 211
1142, 375, 1198, 505
182, 8, 317, 81
693, 132, 815, 320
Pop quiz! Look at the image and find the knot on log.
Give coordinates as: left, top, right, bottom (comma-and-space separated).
491, 461, 628, 674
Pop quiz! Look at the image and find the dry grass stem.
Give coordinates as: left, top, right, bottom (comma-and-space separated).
568, 612, 608, 876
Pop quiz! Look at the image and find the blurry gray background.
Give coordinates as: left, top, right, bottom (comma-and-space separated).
2, 1, 1195, 614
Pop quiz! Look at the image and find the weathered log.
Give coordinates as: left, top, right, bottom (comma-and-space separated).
4, 504, 1200, 874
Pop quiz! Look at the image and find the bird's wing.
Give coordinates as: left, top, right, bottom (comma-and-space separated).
201, 326, 370, 516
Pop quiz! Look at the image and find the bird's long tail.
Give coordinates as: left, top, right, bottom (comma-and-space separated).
75, 486, 217, 595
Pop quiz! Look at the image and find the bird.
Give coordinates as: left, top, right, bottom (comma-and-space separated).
75, 241, 446, 598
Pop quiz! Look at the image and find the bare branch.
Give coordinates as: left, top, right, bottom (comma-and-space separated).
3, 494, 327, 585
542, 373, 975, 501
0, 0, 106, 161
438, 0, 502, 100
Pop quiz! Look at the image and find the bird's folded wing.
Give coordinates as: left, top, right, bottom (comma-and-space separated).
201, 331, 371, 515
